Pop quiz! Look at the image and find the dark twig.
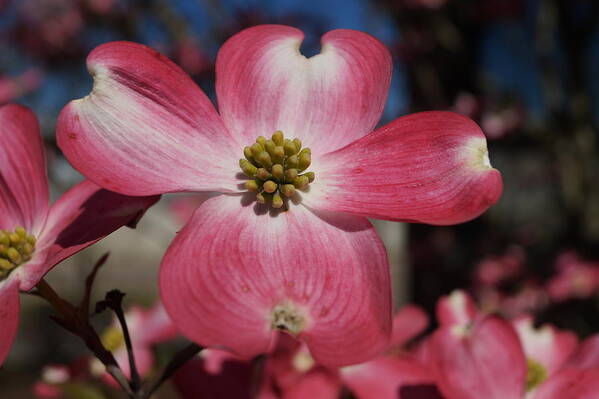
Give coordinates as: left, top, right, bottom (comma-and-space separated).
35, 279, 134, 397
96, 290, 141, 391
140, 342, 203, 399
36, 257, 202, 399
80, 252, 110, 319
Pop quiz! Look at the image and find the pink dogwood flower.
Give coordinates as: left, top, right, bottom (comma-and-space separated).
546, 251, 599, 302
56, 25, 502, 366
95, 302, 178, 384
0, 104, 158, 366
340, 305, 440, 399
427, 290, 599, 399
173, 305, 437, 399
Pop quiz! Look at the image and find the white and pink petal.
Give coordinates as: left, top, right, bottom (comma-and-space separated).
160, 195, 392, 367
512, 315, 578, 376
57, 41, 241, 196
436, 289, 478, 328
216, 25, 392, 154
305, 111, 502, 225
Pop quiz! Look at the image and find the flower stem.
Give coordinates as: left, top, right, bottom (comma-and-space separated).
101, 290, 141, 391
140, 342, 203, 399
35, 279, 135, 397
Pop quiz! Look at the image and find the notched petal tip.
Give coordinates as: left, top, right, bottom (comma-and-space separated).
462, 136, 494, 171
216, 24, 393, 154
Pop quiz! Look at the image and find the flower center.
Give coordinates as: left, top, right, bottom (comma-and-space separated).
239, 130, 315, 208
0, 226, 37, 281
525, 358, 547, 392
271, 302, 306, 335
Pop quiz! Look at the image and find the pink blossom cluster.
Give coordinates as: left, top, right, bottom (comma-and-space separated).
0, 68, 43, 105
33, 291, 599, 398
170, 291, 599, 398
471, 247, 599, 318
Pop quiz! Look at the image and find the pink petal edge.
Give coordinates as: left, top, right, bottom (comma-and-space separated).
15, 180, 159, 291
430, 315, 527, 399
390, 305, 429, 348
532, 368, 599, 399
0, 279, 20, 366
0, 104, 49, 233
342, 356, 439, 399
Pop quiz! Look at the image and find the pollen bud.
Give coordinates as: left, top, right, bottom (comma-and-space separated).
245, 180, 259, 192
239, 159, 257, 177
243, 146, 254, 161
0, 232, 8, 246
256, 192, 266, 204
293, 176, 309, 189
284, 169, 298, 182
281, 184, 296, 197
272, 130, 284, 146
256, 152, 272, 168
26, 235, 36, 246
303, 172, 315, 183
298, 152, 311, 172
263, 180, 278, 193
256, 136, 267, 147
299, 148, 311, 157
286, 155, 299, 169
264, 140, 276, 155
272, 192, 283, 208
257, 192, 272, 204
272, 164, 284, 180
250, 143, 264, 158
284, 140, 298, 156
15, 226, 26, 238
22, 243, 34, 256
293, 138, 302, 152
256, 168, 271, 180
0, 258, 12, 271
6, 247, 21, 264
9, 233, 20, 245
272, 147, 285, 164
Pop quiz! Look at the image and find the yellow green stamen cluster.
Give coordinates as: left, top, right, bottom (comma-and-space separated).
525, 358, 548, 391
239, 130, 315, 208
0, 226, 36, 281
